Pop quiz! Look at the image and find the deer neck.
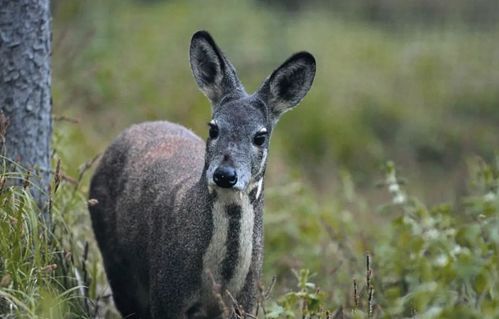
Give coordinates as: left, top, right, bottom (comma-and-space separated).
201, 176, 263, 296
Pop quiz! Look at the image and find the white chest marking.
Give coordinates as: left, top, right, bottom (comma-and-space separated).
202, 198, 229, 280
202, 191, 254, 296
228, 194, 254, 294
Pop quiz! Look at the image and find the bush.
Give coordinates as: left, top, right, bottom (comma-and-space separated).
263, 158, 499, 318
373, 159, 498, 317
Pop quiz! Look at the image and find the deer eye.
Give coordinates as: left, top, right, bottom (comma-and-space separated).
208, 123, 219, 139
253, 132, 267, 146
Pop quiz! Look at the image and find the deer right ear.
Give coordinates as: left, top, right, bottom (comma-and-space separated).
190, 31, 244, 106
256, 52, 316, 124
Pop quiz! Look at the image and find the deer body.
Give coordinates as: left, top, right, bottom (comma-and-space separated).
89, 31, 315, 318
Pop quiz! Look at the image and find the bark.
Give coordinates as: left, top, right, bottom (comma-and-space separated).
0, 0, 52, 218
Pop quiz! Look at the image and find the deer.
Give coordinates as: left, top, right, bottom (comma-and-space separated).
88, 30, 315, 319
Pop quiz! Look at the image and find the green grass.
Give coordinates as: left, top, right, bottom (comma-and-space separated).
0, 158, 85, 318
0, 151, 119, 318
2, 0, 499, 317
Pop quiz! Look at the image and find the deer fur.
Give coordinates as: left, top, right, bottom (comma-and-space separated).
88, 30, 315, 319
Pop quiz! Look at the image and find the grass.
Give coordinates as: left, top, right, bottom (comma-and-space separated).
1, 0, 499, 317
0, 158, 85, 317
2, 152, 497, 318
0, 150, 121, 318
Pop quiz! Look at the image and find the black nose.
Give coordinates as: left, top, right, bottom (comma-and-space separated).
213, 166, 238, 188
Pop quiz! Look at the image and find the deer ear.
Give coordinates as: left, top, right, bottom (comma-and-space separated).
190, 31, 244, 106
257, 52, 315, 123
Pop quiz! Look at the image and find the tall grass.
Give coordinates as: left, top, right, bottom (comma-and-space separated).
0, 151, 113, 318
0, 159, 76, 317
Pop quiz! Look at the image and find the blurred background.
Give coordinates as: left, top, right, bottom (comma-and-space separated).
49, 0, 499, 315
52, 0, 499, 202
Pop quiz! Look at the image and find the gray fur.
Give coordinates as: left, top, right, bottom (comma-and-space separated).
257, 52, 316, 124
89, 30, 315, 319
190, 30, 246, 105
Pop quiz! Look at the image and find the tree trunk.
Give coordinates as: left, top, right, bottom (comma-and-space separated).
0, 0, 52, 219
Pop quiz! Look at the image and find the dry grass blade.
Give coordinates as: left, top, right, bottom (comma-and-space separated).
366, 253, 376, 318
77, 154, 100, 184
257, 276, 277, 317
366, 253, 372, 290
263, 276, 276, 300
0, 176, 6, 192
23, 171, 31, 189
226, 289, 256, 319
81, 241, 91, 313
206, 270, 229, 318
0, 111, 10, 144
353, 279, 359, 308
52, 115, 80, 124
54, 158, 62, 193
368, 285, 375, 318
47, 184, 53, 215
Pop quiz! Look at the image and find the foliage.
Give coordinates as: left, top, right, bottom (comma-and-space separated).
375, 159, 499, 318
264, 269, 325, 318
262, 158, 499, 318
0, 158, 85, 318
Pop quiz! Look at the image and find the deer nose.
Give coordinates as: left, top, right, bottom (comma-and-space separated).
213, 166, 238, 188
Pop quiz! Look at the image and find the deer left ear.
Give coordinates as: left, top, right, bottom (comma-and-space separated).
256, 52, 316, 123
189, 31, 245, 106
